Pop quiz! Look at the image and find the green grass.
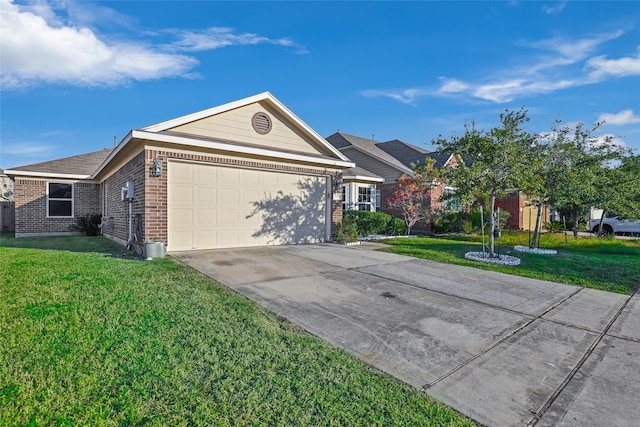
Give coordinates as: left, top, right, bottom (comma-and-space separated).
379, 232, 640, 295
0, 234, 473, 426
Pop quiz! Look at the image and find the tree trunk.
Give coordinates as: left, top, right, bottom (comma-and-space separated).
597, 210, 606, 237
489, 193, 496, 258
572, 208, 579, 240
530, 204, 543, 249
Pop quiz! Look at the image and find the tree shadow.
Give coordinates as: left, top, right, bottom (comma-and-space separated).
246, 177, 326, 245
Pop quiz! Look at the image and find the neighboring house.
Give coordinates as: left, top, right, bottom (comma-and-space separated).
325, 132, 543, 231
5, 92, 354, 251
340, 166, 384, 212
325, 132, 458, 228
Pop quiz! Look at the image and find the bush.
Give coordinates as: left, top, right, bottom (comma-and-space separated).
343, 210, 406, 236
69, 213, 102, 236
333, 216, 358, 243
433, 211, 479, 234
544, 221, 565, 233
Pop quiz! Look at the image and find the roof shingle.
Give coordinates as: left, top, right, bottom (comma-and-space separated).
8, 148, 113, 176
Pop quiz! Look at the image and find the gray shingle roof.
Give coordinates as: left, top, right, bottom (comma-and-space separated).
325, 132, 411, 172
326, 132, 453, 171
8, 148, 114, 176
342, 166, 383, 180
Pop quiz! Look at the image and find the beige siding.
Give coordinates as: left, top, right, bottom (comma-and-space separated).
169, 101, 330, 157
168, 161, 327, 251
342, 148, 404, 183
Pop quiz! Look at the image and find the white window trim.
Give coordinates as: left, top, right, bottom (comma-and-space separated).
46, 181, 74, 218
356, 184, 374, 212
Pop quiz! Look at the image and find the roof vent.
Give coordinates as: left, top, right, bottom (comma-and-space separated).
252, 112, 272, 135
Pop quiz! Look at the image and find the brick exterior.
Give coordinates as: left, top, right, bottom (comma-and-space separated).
13, 148, 342, 246
101, 151, 146, 244
14, 178, 100, 235
494, 192, 524, 230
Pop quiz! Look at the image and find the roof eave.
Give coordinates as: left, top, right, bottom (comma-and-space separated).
4, 170, 92, 180
141, 92, 350, 163
131, 130, 355, 169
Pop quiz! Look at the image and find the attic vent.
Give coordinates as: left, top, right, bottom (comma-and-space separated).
252, 112, 272, 135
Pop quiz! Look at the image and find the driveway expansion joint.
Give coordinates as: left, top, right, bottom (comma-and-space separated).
528, 291, 635, 426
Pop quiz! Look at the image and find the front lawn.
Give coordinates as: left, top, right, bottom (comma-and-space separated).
0, 234, 473, 426
379, 232, 640, 295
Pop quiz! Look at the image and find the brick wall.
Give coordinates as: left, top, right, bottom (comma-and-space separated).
102, 152, 146, 244
494, 192, 524, 230
14, 178, 100, 235
144, 150, 168, 243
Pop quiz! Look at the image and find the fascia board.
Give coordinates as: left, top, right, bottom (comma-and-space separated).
342, 175, 385, 183
141, 92, 350, 163
342, 145, 414, 175
130, 130, 355, 169
91, 130, 134, 178
4, 170, 91, 180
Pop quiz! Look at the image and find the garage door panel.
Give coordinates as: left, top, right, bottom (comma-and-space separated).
168, 162, 327, 251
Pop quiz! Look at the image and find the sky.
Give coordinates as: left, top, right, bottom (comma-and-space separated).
1, 0, 639, 169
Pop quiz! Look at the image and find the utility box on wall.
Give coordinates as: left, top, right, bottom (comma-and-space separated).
121, 181, 135, 200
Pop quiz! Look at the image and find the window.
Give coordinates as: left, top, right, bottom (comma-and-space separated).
375, 189, 381, 212
357, 186, 373, 211
444, 187, 460, 213
47, 182, 73, 217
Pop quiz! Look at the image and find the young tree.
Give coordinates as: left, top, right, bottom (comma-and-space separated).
544, 121, 628, 239
434, 108, 533, 257
386, 158, 438, 235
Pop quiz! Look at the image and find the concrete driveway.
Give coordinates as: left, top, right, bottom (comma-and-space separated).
172, 243, 640, 426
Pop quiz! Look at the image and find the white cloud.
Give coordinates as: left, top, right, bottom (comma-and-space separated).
360, 88, 433, 105
542, 2, 567, 15
2, 142, 55, 156
168, 27, 308, 54
0, 0, 198, 89
585, 48, 640, 80
363, 30, 634, 105
598, 109, 640, 126
0, 0, 306, 89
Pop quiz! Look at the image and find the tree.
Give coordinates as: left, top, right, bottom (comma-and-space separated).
544, 121, 628, 239
386, 158, 438, 235
434, 108, 533, 257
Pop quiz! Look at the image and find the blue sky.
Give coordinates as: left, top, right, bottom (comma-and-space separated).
2, 0, 639, 169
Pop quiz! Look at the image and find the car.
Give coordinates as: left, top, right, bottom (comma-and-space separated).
589, 216, 640, 236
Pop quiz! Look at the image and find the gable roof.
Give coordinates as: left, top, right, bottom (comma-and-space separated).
325, 132, 412, 174
326, 132, 455, 175
5, 148, 114, 179
142, 92, 348, 161
93, 92, 353, 178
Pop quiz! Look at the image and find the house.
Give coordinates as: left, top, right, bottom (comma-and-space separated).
5, 93, 354, 251
325, 132, 458, 228
325, 132, 545, 231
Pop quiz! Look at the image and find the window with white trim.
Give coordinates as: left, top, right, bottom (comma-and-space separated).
444, 187, 460, 213
357, 185, 373, 211
47, 182, 73, 217
375, 188, 381, 211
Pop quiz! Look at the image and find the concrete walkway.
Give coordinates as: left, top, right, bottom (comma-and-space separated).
172, 243, 640, 427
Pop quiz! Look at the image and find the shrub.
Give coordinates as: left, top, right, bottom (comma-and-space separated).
343, 210, 406, 236
433, 211, 479, 234
334, 217, 358, 243
69, 213, 102, 236
544, 221, 565, 233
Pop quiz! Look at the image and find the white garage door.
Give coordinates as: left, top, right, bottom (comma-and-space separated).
168, 161, 328, 251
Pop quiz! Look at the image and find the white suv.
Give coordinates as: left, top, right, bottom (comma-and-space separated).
589, 217, 640, 236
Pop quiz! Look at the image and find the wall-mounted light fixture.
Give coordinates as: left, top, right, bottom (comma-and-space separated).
149, 158, 163, 178
331, 172, 342, 193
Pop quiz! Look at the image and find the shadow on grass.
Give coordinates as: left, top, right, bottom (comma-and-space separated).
0, 232, 134, 258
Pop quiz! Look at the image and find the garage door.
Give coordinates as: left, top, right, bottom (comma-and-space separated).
168, 161, 328, 251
